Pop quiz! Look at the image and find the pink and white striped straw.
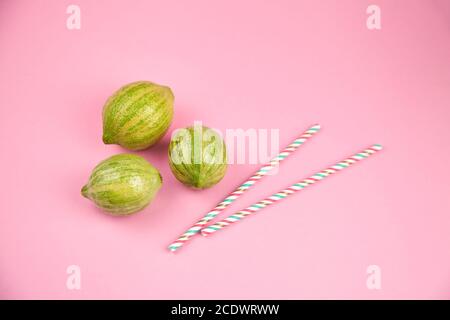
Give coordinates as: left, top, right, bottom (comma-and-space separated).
168, 124, 321, 252
201, 144, 382, 237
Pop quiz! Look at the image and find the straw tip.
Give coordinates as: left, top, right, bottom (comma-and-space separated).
373, 144, 383, 150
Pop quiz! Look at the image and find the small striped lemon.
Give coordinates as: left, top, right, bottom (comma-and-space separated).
168, 125, 227, 189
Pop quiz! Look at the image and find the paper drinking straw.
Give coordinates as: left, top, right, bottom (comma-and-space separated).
201, 144, 383, 237
167, 124, 321, 252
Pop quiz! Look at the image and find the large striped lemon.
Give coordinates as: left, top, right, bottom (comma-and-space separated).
102, 81, 174, 150
81, 154, 162, 215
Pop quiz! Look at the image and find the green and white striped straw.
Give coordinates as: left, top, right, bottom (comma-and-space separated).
168, 124, 321, 252
201, 144, 383, 236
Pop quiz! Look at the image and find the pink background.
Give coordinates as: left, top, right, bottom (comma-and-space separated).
1, 0, 449, 299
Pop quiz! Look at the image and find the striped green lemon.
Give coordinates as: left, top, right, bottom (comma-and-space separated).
168, 125, 227, 189
81, 154, 162, 215
102, 81, 174, 150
